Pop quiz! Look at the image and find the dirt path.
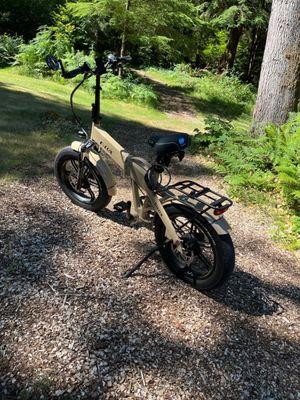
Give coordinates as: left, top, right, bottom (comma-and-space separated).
135, 70, 198, 118
0, 82, 299, 399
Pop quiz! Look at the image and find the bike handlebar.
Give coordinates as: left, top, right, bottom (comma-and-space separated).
118, 56, 132, 62
62, 62, 91, 79
46, 54, 132, 79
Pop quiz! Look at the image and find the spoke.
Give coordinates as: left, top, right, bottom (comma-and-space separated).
196, 251, 213, 270
69, 172, 77, 180
83, 166, 91, 180
87, 187, 95, 201
190, 224, 193, 234
71, 159, 79, 172
176, 214, 197, 232
174, 217, 194, 234
88, 179, 99, 188
198, 242, 211, 249
172, 220, 186, 237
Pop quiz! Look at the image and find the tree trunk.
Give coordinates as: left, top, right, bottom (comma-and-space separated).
119, 0, 131, 78
253, 0, 300, 130
245, 27, 259, 81
218, 26, 243, 72
195, 51, 201, 68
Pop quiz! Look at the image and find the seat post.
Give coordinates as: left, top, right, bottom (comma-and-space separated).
93, 73, 101, 124
93, 57, 106, 125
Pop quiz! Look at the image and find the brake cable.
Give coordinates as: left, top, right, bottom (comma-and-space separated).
70, 73, 93, 139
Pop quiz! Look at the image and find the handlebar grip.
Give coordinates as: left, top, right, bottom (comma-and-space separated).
119, 56, 132, 62
63, 66, 85, 79
63, 63, 91, 79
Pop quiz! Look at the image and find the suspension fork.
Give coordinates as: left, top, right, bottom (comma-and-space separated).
75, 140, 96, 191
75, 154, 85, 191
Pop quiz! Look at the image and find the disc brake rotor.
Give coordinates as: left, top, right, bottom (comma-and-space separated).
173, 230, 214, 278
173, 234, 197, 267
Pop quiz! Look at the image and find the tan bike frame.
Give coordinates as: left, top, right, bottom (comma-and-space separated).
71, 121, 231, 248
71, 123, 182, 245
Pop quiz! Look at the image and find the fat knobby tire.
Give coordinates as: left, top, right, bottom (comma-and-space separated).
54, 146, 111, 212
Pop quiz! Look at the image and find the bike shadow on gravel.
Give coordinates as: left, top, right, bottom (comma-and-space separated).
205, 267, 289, 317
129, 266, 296, 317
130, 243, 299, 317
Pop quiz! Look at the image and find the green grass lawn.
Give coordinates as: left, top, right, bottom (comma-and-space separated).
0, 68, 204, 180
0, 67, 253, 181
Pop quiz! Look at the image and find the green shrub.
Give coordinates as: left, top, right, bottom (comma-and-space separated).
15, 24, 159, 108
194, 73, 255, 115
102, 74, 130, 101
191, 116, 233, 149
130, 83, 159, 107
173, 63, 193, 75
0, 34, 23, 67
16, 24, 74, 76
267, 114, 300, 210
101, 74, 159, 108
192, 113, 300, 248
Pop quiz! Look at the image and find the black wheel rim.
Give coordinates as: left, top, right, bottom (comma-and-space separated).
61, 159, 101, 204
170, 214, 217, 282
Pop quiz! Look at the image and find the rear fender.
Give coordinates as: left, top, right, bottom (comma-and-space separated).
71, 141, 117, 196
160, 199, 231, 235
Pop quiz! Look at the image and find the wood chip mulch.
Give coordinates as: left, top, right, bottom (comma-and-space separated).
0, 153, 299, 400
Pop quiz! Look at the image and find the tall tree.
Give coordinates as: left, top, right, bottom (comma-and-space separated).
198, 0, 270, 72
253, 0, 300, 129
68, 0, 198, 67
0, 0, 65, 40
119, 0, 131, 77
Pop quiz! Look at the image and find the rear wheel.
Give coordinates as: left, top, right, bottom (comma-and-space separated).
154, 205, 235, 290
54, 147, 111, 212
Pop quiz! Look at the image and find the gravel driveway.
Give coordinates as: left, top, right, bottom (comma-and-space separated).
0, 119, 299, 400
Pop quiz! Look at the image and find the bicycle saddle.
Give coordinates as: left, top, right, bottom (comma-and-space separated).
148, 133, 190, 156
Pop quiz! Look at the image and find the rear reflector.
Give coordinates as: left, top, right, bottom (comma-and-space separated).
214, 208, 228, 216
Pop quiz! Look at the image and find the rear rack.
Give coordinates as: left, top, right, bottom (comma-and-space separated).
160, 180, 233, 215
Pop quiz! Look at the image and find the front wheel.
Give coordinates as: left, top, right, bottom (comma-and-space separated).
154, 205, 235, 291
54, 146, 111, 212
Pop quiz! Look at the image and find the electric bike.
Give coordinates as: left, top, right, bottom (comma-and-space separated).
46, 54, 235, 290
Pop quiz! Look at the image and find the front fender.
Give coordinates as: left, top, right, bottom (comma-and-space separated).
71, 141, 117, 196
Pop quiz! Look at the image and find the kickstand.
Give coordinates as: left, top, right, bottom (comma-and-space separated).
123, 240, 171, 279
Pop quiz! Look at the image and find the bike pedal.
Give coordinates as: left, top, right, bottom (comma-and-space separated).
113, 201, 129, 212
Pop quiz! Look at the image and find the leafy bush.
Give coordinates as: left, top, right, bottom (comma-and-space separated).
267, 114, 300, 210
16, 23, 74, 76
194, 73, 255, 115
101, 74, 159, 108
192, 113, 300, 248
101, 75, 130, 101
130, 83, 159, 107
0, 34, 23, 67
173, 63, 193, 76
15, 22, 159, 108
191, 116, 233, 149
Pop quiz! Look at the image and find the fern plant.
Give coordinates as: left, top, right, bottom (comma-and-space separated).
0, 34, 23, 67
